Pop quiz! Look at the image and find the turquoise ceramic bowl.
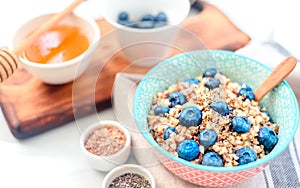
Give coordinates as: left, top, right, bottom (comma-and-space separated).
133, 50, 299, 187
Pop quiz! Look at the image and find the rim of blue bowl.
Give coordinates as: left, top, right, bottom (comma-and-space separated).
133, 49, 300, 173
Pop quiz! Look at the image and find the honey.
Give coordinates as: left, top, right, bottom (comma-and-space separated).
24, 25, 89, 64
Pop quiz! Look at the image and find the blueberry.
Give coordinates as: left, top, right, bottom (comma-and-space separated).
184, 78, 200, 86
236, 147, 257, 165
201, 152, 223, 167
179, 106, 202, 127
141, 14, 155, 22
163, 126, 177, 140
168, 92, 187, 107
154, 106, 170, 117
258, 127, 278, 152
118, 11, 129, 21
191, 1, 204, 12
137, 21, 154, 29
198, 129, 218, 147
210, 101, 229, 116
177, 140, 200, 161
232, 116, 251, 133
155, 12, 168, 22
238, 87, 255, 101
205, 78, 220, 89
203, 68, 217, 78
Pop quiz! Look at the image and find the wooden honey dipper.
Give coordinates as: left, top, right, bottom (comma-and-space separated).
0, 0, 85, 82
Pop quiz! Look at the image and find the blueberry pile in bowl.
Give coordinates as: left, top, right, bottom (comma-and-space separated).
147, 67, 279, 167
117, 11, 168, 29
133, 50, 299, 187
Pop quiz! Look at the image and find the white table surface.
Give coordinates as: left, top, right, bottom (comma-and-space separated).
0, 108, 137, 188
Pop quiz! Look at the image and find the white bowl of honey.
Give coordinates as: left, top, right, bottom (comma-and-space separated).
11, 12, 100, 85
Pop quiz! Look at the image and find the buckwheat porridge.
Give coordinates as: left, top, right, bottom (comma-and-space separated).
147, 68, 279, 167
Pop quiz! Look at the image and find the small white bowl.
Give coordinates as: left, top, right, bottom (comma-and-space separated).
80, 120, 131, 172
10, 12, 100, 85
101, 0, 190, 66
101, 164, 156, 188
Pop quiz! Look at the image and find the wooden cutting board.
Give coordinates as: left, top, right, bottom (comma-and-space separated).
0, 2, 250, 139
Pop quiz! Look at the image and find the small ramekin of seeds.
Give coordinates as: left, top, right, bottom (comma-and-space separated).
80, 120, 131, 172
102, 164, 155, 188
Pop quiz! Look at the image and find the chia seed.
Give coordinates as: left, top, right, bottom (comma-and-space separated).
108, 173, 151, 188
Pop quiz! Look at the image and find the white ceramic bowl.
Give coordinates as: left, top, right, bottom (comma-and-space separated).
101, 0, 190, 66
80, 120, 131, 172
101, 164, 156, 188
10, 12, 100, 85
